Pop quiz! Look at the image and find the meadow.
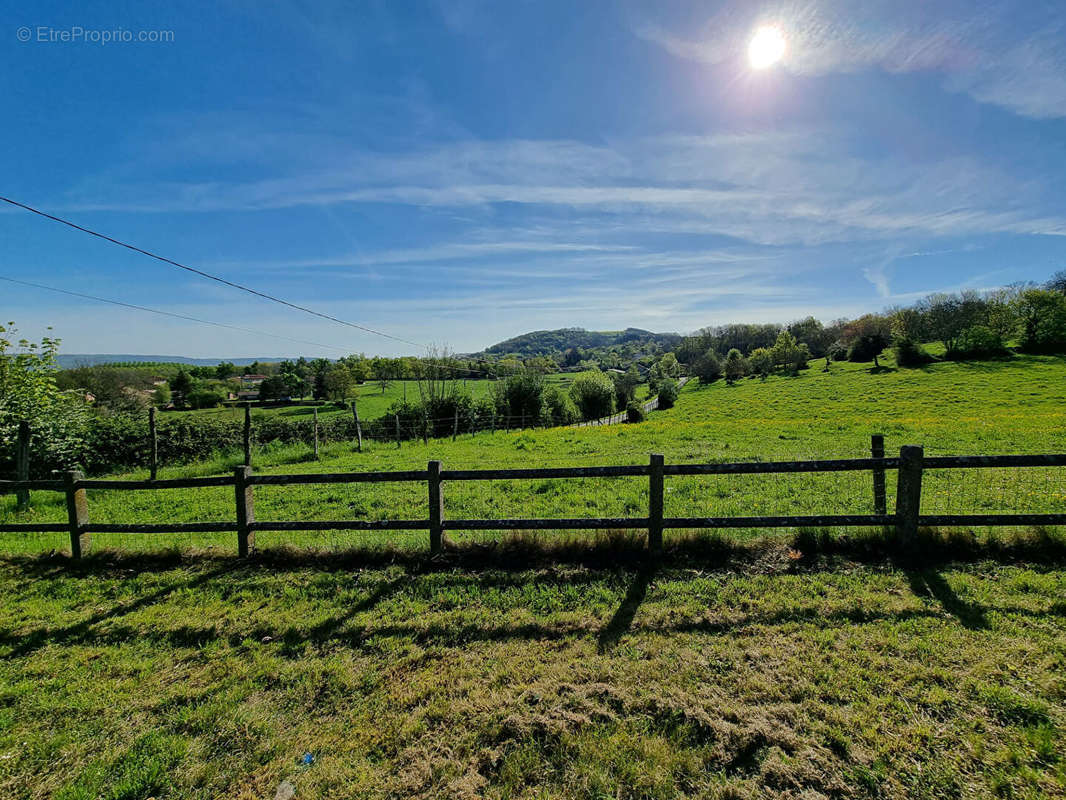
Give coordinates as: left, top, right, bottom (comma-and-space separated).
170, 373, 628, 426
1, 353, 1065, 798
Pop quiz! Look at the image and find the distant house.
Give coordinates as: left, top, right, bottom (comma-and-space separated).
240, 374, 268, 390
236, 389, 260, 402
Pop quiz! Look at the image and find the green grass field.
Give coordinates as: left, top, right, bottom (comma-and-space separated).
1, 354, 1065, 798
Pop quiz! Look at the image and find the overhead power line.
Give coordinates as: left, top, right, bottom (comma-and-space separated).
0, 194, 488, 375
0, 195, 423, 348
0, 275, 350, 354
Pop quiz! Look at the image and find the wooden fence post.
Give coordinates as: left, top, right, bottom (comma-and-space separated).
648, 453, 664, 556
149, 407, 158, 481
452, 408, 459, 441
394, 415, 401, 449
243, 403, 252, 466
64, 470, 89, 559
895, 445, 923, 545
351, 401, 362, 452
235, 465, 254, 557
313, 408, 320, 460
871, 433, 886, 515
15, 420, 30, 512
428, 460, 443, 555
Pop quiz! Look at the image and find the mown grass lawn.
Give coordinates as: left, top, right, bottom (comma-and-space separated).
0, 541, 1064, 799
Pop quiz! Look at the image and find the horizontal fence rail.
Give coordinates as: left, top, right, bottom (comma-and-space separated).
1, 441, 1064, 560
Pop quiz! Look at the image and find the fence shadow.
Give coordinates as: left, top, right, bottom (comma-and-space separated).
905, 569, 989, 630
2, 525, 1065, 580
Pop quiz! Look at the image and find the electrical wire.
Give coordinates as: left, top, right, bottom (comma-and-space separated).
0, 275, 351, 354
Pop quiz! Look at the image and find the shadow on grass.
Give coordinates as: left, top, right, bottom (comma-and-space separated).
597, 565, 656, 653
905, 569, 989, 630
3, 525, 1065, 579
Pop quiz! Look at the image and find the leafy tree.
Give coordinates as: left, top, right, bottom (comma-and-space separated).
568, 369, 614, 420
501, 370, 545, 419
1015, 289, 1066, 353
723, 348, 748, 384
844, 316, 892, 367
215, 361, 237, 380
170, 370, 194, 408
0, 324, 90, 476
892, 336, 931, 367
1046, 270, 1066, 295
152, 383, 172, 407
770, 331, 809, 374
625, 400, 645, 423
610, 367, 640, 409
692, 350, 722, 384
562, 347, 582, 368
748, 347, 773, 377
541, 386, 578, 425
324, 364, 357, 401
656, 378, 679, 409
947, 325, 1008, 360
658, 353, 680, 378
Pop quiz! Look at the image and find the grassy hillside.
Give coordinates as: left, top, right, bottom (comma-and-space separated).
3, 354, 1065, 554
1, 354, 1065, 798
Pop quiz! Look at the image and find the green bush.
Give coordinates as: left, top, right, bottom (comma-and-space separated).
625, 400, 645, 423
1016, 289, 1066, 354
692, 350, 721, 384
947, 325, 1009, 360
656, 378, 679, 409
893, 336, 932, 367
541, 386, 578, 426
569, 369, 615, 420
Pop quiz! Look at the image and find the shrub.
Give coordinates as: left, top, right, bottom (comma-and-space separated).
827, 340, 849, 361
541, 386, 578, 426
892, 336, 932, 367
656, 378, 679, 409
947, 325, 1009, 360
568, 369, 615, 420
625, 400, 645, 423
724, 348, 748, 383
748, 347, 773, 377
848, 333, 891, 366
692, 350, 721, 384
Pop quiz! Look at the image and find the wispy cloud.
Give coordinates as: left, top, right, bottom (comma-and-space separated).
632, 0, 1066, 119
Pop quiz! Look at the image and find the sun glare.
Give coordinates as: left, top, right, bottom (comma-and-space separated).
748, 25, 786, 69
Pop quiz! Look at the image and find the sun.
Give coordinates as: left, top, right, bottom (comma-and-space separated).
748, 25, 786, 69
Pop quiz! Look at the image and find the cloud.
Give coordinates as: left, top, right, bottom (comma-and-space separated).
60, 130, 1066, 248
632, 0, 1066, 119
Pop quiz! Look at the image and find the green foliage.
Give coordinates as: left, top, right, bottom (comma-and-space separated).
610, 366, 640, 409
625, 400, 645, 423
568, 369, 615, 420
656, 378, 678, 409
947, 325, 1009, 360
892, 336, 932, 367
541, 386, 578, 426
723, 348, 748, 384
1015, 289, 1066, 354
770, 331, 810, 374
500, 370, 545, 419
0, 324, 90, 477
691, 350, 721, 384
169, 370, 194, 408
748, 347, 773, 377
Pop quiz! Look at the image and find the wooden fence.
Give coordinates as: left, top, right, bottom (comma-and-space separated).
1, 443, 1064, 560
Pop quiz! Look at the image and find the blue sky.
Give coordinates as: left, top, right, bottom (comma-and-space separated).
2, 0, 1065, 357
